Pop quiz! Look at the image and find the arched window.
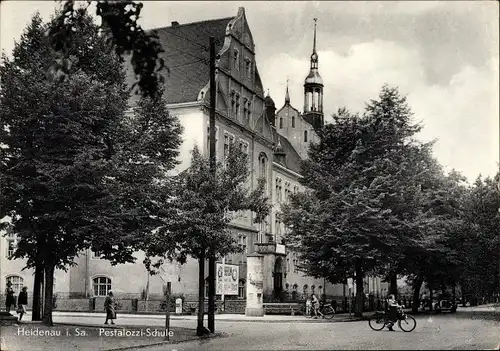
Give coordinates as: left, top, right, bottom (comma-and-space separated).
93, 276, 112, 296
258, 153, 268, 190
304, 130, 308, 142
291, 116, 295, 128
238, 279, 246, 299
6, 275, 24, 294
279, 117, 283, 129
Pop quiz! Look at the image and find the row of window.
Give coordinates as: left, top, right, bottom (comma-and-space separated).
277, 118, 310, 142
4, 275, 110, 297
275, 178, 299, 203
230, 91, 252, 121
206, 126, 250, 161
232, 49, 252, 79
279, 116, 296, 129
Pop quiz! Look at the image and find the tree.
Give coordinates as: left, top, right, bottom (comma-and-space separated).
142, 144, 270, 335
401, 170, 468, 312
49, 0, 166, 99
457, 175, 500, 304
282, 85, 441, 317
0, 11, 182, 325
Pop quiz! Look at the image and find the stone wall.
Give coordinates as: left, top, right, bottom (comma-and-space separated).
54, 298, 90, 312
224, 299, 246, 313
1, 295, 246, 314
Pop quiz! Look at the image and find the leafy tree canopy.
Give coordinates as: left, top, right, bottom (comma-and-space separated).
142, 144, 271, 273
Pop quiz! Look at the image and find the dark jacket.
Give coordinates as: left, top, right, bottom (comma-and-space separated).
18, 291, 28, 305
5, 288, 16, 306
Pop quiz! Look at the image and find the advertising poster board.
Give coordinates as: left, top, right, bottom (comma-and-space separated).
216, 263, 239, 295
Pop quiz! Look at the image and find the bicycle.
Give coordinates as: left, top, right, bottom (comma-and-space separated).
305, 302, 336, 320
368, 306, 417, 332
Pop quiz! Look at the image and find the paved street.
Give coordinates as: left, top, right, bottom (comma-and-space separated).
2, 307, 499, 350
134, 312, 500, 351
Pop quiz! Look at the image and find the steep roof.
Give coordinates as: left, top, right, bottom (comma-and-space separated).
272, 129, 303, 174
128, 17, 234, 105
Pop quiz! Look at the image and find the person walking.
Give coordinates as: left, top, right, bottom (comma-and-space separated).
17, 287, 28, 321
104, 291, 116, 325
386, 294, 400, 331
5, 281, 16, 313
311, 293, 320, 318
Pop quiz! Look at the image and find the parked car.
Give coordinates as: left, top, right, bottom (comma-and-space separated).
432, 297, 458, 313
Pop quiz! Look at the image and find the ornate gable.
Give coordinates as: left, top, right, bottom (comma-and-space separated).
227, 8, 255, 52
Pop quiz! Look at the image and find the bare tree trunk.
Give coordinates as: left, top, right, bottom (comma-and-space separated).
388, 272, 398, 297
412, 276, 424, 313
32, 263, 44, 321
196, 252, 206, 336
354, 261, 364, 318
42, 264, 55, 326
429, 287, 434, 312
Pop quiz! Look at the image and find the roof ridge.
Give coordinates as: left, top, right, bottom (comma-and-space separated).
148, 16, 236, 32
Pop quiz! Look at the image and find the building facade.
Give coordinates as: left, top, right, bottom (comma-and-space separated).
1, 7, 385, 304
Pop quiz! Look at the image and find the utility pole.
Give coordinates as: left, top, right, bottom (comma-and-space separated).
207, 36, 217, 333
164, 282, 171, 341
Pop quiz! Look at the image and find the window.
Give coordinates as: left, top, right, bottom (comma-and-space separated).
233, 49, 239, 70
275, 218, 281, 236
91, 248, 102, 259
6, 238, 15, 257
292, 116, 295, 128
238, 279, 246, 299
224, 132, 235, 164
6, 276, 24, 294
247, 102, 252, 120
284, 182, 291, 203
245, 59, 252, 78
93, 276, 112, 296
235, 94, 240, 119
279, 117, 283, 129
304, 130, 308, 142
231, 91, 236, 117
258, 153, 268, 191
275, 178, 283, 202
239, 235, 247, 254
243, 98, 248, 120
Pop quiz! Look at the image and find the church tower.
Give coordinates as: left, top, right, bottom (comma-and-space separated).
303, 18, 324, 130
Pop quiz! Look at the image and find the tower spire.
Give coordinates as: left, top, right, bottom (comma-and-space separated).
310, 18, 319, 69
313, 18, 317, 54
285, 78, 290, 104
303, 17, 324, 131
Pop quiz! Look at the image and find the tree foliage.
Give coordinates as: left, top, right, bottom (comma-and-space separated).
0, 11, 182, 324
281, 85, 445, 316
49, 0, 166, 99
142, 144, 271, 270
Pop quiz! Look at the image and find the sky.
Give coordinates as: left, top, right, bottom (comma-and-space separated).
1, 1, 498, 182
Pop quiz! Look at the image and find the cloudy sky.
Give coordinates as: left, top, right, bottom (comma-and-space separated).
1, 1, 498, 181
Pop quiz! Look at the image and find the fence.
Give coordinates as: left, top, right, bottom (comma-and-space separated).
2, 293, 496, 315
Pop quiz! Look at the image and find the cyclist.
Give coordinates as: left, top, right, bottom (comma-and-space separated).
386, 294, 400, 331
311, 293, 320, 318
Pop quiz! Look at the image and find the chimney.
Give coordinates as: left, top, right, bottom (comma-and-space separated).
171, 21, 179, 27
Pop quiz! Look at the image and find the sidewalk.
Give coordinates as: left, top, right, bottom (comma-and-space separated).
49, 310, 361, 323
